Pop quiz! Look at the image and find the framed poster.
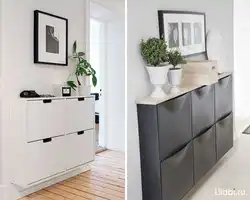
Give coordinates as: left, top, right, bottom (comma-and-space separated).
158, 10, 206, 56
34, 10, 68, 66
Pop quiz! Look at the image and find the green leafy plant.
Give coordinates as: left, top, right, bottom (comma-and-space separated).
67, 41, 97, 90
140, 37, 168, 67
167, 49, 186, 69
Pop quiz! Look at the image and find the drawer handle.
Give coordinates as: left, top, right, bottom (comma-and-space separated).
43, 99, 52, 103
197, 125, 214, 143
218, 76, 231, 88
167, 143, 191, 166
78, 97, 85, 101
77, 131, 85, 135
195, 85, 212, 98
218, 113, 232, 126
43, 138, 52, 143
163, 94, 189, 112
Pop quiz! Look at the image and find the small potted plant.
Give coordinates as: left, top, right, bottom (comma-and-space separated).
167, 49, 186, 91
140, 37, 169, 98
67, 41, 97, 96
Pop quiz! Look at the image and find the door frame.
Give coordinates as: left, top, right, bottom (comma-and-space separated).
89, 1, 110, 149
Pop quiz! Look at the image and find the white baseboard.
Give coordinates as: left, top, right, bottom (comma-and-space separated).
2, 164, 91, 200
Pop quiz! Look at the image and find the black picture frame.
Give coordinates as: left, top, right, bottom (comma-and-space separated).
158, 10, 206, 57
34, 10, 68, 66
62, 87, 71, 97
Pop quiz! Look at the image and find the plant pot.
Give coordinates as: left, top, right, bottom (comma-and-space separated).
78, 85, 91, 96
79, 76, 91, 86
147, 65, 169, 98
168, 66, 182, 92
84, 76, 91, 86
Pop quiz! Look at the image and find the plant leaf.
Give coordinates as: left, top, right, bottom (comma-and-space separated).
78, 52, 85, 57
67, 81, 77, 90
92, 75, 97, 87
73, 41, 77, 54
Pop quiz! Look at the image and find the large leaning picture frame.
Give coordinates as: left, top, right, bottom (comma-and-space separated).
34, 10, 68, 66
158, 10, 206, 57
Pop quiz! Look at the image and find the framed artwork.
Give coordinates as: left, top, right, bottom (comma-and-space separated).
34, 10, 68, 66
158, 10, 206, 56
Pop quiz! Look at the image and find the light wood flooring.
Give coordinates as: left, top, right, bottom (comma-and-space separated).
20, 150, 125, 200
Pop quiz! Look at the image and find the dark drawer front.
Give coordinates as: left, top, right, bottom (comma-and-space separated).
161, 142, 194, 200
194, 126, 216, 183
215, 76, 233, 121
192, 85, 215, 138
216, 113, 233, 161
157, 93, 192, 161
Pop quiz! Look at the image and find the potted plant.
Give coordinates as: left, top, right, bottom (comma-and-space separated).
167, 49, 186, 91
140, 37, 169, 98
67, 41, 97, 96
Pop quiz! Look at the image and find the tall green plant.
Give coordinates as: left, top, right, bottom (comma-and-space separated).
140, 37, 168, 66
167, 49, 186, 68
67, 41, 97, 90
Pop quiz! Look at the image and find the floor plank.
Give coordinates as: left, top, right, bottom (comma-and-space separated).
20, 150, 125, 200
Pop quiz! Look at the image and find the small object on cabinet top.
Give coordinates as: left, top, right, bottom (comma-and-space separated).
40, 94, 56, 98
20, 90, 40, 98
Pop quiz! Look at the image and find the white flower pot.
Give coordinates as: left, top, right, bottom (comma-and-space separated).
79, 76, 91, 86
78, 85, 91, 96
147, 65, 169, 98
168, 65, 182, 93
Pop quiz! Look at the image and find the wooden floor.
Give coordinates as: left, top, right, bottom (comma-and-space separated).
20, 150, 125, 200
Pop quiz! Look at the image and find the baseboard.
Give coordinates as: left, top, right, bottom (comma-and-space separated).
4, 163, 91, 200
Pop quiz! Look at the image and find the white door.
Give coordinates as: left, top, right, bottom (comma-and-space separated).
90, 18, 106, 148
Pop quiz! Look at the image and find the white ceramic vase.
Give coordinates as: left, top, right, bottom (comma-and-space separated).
147, 65, 169, 98
77, 76, 91, 96
78, 85, 91, 96
168, 65, 182, 93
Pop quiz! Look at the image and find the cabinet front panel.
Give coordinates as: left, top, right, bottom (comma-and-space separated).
157, 93, 192, 160
65, 98, 95, 134
161, 142, 194, 200
216, 113, 233, 161
27, 100, 65, 142
26, 136, 65, 185
192, 85, 215, 138
65, 130, 95, 170
194, 125, 216, 183
215, 76, 233, 121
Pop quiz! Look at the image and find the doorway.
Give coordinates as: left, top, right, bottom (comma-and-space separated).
90, 3, 107, 152
90, 0, 125, 152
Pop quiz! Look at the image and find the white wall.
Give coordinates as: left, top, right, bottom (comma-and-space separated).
0, 0, 88, 199
91, 0, 125, 152
127, 0, 234, 199
234, 0, 250, 138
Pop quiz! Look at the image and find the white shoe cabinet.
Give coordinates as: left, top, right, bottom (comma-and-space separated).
11, 96, 95, 188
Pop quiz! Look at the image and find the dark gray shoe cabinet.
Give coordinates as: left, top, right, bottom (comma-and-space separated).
137, 74, 233, 200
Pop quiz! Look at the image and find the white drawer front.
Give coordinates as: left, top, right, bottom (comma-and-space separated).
26, 136, 65, 185
65, 98, 95, 133
65, 130, 95, 170
26, 100, 65, 142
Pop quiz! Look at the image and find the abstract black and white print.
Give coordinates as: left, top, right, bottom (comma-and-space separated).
46, 25, 59, 54
182, 23, 191, 46
159, 11, 206, 56
168, 23, 179, 48
194, 23, 202, 44
34, 10, 68, 65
